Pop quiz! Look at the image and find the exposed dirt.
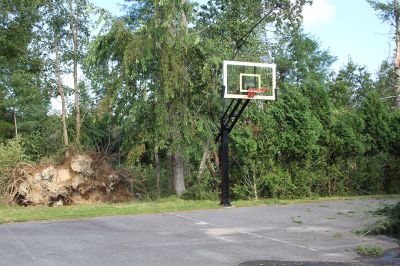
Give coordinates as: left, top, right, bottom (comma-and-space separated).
8, 153, 132, 206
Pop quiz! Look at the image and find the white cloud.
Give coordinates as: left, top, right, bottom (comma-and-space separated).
303, 0, 336, 28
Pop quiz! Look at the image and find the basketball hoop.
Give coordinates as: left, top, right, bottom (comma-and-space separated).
247, 88, 271, 98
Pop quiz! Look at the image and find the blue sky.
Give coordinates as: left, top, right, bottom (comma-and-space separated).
91, 0, 392, 74
302, 0, 391, 73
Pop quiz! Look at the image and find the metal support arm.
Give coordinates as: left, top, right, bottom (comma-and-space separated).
217, 98, 250, 206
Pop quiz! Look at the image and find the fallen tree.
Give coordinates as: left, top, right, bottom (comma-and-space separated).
8, 153, 132, 206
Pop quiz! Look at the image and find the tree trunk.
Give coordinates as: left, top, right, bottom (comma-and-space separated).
171, 151, 185, 196
196, 138, 211, 180
154, 146, 161, 197
169, 0, 188, 197
55, 38, 69, 157
13, 109, 17, 138
206, 159, 218, 178
394, 0, 400, 107
328, 178, 331, 196
253, 172, 258, 200
69, 0, 81, 144
212, 149, 220, 169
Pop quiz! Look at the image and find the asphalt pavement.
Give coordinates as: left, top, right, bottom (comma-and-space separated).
0, 197, 399, 266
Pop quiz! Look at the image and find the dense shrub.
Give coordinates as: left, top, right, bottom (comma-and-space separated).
21, 116, 63, 162
0, 138, 28, 199
182, 183, 218, 200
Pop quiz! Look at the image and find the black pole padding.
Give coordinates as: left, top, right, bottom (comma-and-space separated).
222, 99, 236, 122
218, 99, 250, 207
220, 120, 231, 207
216, 99, 242, 143
275, 88, 278, 101
227, 99, 249, 135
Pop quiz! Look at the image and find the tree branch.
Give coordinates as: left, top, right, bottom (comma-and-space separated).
233, 3, 280, 59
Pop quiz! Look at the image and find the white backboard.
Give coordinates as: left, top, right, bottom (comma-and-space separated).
223, 60, 277, 100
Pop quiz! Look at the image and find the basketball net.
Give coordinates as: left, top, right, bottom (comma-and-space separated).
247, 88, 269, 110
256, 99, 264, 110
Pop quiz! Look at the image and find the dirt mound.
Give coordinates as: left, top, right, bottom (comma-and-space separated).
9, 153, 132, 206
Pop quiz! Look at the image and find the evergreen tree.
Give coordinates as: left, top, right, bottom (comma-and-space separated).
329, 60, 374, 108
0, 0, 51, 141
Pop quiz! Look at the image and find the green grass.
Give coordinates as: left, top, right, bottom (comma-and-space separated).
0, 197, 220, 224
355, 245, 384, 257
355, 202, 400, 239
0, 194, 398, 224
333, 232, 343, 239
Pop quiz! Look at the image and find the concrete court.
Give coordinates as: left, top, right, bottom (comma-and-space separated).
0, 198, 399, 266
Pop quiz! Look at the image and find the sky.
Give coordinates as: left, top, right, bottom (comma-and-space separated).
302, 0, 392, 73
90, 0, 392, 74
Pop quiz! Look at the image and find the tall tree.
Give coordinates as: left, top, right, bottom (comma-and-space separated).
36, 0, 91, 155
88, 1, 205, 196
46, 0, 71, 155
145, 0, 194, 196
368, 0, 400, 107
168, 0, 189, 196
69, 0, 81, 145
395, 0, 399, 107
0, 0, 51, 141
329, 60, 374, 108
67, 0, 91, 146
55, 34, 69, 153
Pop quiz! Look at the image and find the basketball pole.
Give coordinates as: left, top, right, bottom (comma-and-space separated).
219, 61, 276, 206
220, 116, 230, 206
219, 86, 231, 207
217, 86, 251, 206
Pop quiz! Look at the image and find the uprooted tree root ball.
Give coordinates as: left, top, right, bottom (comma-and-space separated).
8, 153, 132, 206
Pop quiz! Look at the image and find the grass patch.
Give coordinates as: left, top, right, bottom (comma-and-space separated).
0, 197, 219, 224
352, 229, 364, 236
0, 194, 398, 224
233, 198, 281, 207
291, 216, 303, 224
355, 245, 384, 257
333, 232, 343, 239
355, 202, 400, 239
